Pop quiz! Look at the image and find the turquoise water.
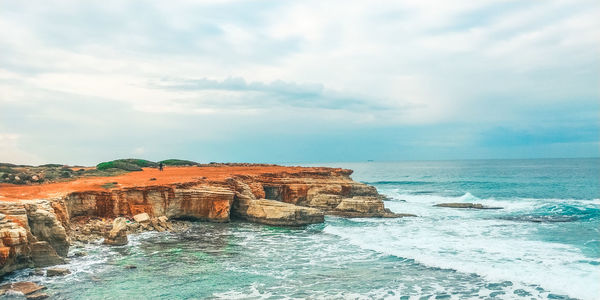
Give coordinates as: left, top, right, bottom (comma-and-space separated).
4, 158, 599, 299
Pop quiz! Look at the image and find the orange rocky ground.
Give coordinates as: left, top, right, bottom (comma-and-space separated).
0, 166, 340, 202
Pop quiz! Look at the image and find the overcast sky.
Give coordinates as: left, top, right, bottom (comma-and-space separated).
1, 0, 598, 165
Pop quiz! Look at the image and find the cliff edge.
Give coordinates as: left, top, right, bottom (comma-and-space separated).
0, 164, 405, 277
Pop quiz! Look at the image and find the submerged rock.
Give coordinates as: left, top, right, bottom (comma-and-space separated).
434, 203, 503, 209
499, 215, 577, 223
28, 268, 45, 276
72, 251, 87, 257
26, 292, 49, 299
46, 267, 71, 277
0, 281, 46, 296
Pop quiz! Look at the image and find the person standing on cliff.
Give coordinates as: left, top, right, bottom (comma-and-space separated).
159, 162, 164, 171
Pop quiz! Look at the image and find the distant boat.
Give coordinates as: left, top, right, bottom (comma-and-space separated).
367, 160, 374, 162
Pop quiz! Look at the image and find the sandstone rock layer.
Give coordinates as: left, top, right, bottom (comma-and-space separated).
0, 165, 406, 277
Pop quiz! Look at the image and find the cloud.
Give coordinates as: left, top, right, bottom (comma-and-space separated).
153, 77, 391, 111
0, 0, 598, 163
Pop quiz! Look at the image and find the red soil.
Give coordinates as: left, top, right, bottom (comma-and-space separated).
0, 166, 342, 202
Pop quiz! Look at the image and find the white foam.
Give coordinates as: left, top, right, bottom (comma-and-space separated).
213, 283, 273, 299
326, 190, 600, 300
325, 215, 600, 300
381, 189, 600, 217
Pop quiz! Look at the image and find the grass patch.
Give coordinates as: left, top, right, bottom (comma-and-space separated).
101, 182, 118, 189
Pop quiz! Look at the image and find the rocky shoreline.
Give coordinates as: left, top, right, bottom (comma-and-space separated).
0, 164, 412, 282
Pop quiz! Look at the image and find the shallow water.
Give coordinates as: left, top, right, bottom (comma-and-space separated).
3, 158, 599, 299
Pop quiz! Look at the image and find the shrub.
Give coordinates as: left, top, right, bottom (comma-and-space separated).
111, 161, 143, 171
159, 159, 198, 166
39, 164, 63, 168
96, 159, 156, 171
96, 161, 115, 170
101, 182, 118, 189
122, 159, 157, 168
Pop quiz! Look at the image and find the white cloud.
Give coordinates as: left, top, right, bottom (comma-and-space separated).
0, 0, 597, 163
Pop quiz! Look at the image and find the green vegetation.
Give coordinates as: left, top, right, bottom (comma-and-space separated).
95, 158, 199, 170
0, 158, 199, 185
96, 159, 157, 171
39, 163, 64, 168
159, 159, 199, 166
0, 163, 29, 168
101, 182, 118, 189
0, 166, 13, 173
80, 168, 129, 177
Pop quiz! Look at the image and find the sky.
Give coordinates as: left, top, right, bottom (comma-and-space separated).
0, 0, 599, 165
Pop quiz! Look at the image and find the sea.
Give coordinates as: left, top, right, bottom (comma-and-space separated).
3, 158, 599, 299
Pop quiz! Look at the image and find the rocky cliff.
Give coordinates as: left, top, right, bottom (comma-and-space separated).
0, 165, 407, 277
0, 201, 69, 276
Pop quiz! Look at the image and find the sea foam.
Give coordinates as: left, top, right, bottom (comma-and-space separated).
324, 191, 600, 300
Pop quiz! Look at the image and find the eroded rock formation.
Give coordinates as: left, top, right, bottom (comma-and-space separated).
0, 201, 69, 276
64, 184, 235, 222
0, 165, 408, 277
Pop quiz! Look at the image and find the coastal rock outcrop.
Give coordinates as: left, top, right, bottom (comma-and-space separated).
249, 170, 401, 218
0, 209, 30, 276
23, 201, 69, 257
0, 200, 69, 276
229, 176, 324, 226
233, 198, 324, 226
30, 241, 64, 267
0, 164, 410, 277
64, 185, 234, 222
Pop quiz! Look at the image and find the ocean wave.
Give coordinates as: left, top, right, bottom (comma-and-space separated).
366, 180, 523, 187
498, 215, 580, 223
327, 189, 600, 299
324, 219, 600, 300
381, 190, 600, 229
382, 189, 600, 213
365, 180, 434, 185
